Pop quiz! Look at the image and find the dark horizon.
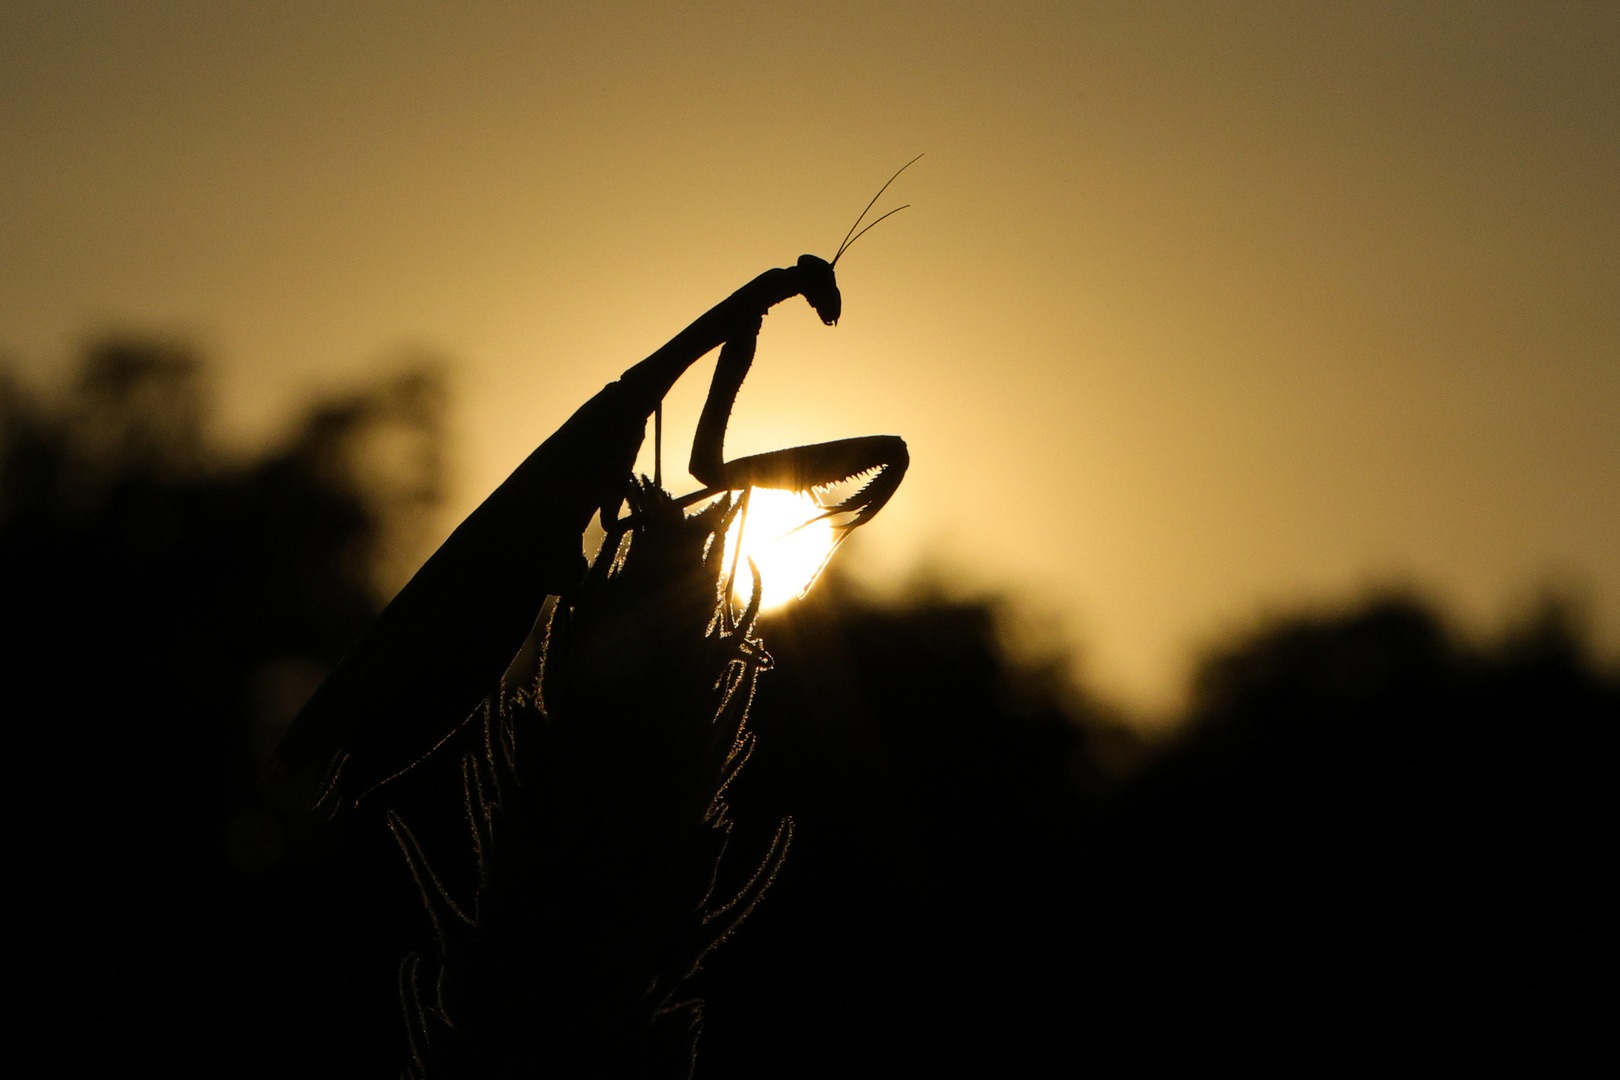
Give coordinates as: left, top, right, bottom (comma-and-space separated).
5, 339, 1612, 1073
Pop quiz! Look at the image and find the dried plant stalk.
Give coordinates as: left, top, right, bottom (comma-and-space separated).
390, 479, 789, 1078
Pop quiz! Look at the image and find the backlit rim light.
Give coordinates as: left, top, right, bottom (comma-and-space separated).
720, 488, 840, 610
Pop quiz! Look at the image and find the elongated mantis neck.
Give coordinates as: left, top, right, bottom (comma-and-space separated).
612, 264, 807, 418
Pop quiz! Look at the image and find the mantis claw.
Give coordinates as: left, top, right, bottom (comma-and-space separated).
718, 435, 910, 536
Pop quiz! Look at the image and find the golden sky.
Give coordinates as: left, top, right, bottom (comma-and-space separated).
3, 1, 1616, 717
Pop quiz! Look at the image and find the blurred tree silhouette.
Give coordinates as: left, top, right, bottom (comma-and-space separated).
1074, 594, 1614, 1072
3, 339, 446, 1073
4, 341, 1610, 1075
695, 580, 1121, 1076
693, 586, 1612, 1075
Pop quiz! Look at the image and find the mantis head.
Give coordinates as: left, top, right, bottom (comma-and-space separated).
797, 254, 842, 326
803, 154, 920, 329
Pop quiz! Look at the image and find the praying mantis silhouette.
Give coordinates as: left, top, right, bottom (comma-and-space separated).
274, 159, 917, 808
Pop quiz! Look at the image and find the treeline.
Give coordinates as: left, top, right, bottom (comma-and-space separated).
3, 341, 444, 1074
4, 342, 1611, 1075
709, 583, 1611, 1074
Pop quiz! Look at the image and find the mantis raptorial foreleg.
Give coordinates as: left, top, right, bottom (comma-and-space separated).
677, 313, 908, 535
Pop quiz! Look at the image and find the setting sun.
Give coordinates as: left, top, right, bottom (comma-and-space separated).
720, 488, 840, 611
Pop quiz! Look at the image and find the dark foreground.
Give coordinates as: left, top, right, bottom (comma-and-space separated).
6, 344, 1611, 1075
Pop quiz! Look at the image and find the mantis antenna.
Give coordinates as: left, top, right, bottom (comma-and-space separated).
831, 153, 923, 268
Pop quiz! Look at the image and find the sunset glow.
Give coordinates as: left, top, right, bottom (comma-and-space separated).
720, 488, 840, 611
2, 1, 1614, 714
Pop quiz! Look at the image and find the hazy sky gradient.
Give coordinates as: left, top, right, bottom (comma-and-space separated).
4, 1, 1616, 717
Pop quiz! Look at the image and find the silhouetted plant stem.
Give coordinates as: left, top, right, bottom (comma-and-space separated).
391, 479, 789, 1078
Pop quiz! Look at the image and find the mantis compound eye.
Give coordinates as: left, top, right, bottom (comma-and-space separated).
796, 253, 842, 326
